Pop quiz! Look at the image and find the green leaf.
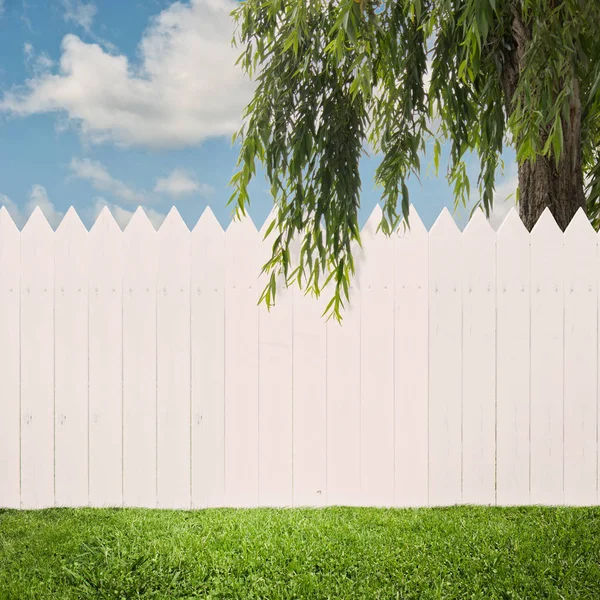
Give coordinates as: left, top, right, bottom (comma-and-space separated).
262, 216, 278, 241
433, 139, 441, 174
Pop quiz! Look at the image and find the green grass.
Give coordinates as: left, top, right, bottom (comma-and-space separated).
1, 506, 600, 599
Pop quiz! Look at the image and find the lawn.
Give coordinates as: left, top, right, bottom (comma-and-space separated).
1, 505, 599, 599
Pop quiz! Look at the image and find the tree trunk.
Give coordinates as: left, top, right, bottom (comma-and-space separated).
500, 4, 586, 231
517, 125, 586, 232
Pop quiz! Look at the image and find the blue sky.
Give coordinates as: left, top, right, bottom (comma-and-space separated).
0, 0, 518, 233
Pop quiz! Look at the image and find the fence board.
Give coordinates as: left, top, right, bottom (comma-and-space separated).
157, 208, 191, 509
428, 208, 462, 506
0, 208, 20, 508
191, 208, 225, 508
461, 211, 496, 504
563, 209, 597, 505
292, 236, 328, 507
123, 208, 157, 508
496, 208, 530, 505
530, 208, 564, 505
20, 207, 54, 509
359, 206, 394, 506
54, 208, 89, 507
89, 207, 123, 507
394, 206, 429, 507
327, 245, 361, 506
258, 212, 293, 507
225, 215, 260, 507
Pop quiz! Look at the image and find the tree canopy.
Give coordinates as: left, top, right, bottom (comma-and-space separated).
228, 0, 600, 321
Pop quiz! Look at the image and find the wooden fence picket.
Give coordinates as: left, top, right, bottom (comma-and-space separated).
394, 205, 429, 508
461, 210, 496, 505
54, 207, 89, 507
0, 208, 20, 508
358, 205, 394, 507
291, 234, 328, 507
157, 207, 191, 509
530, 208, 564, 505
496, 208, 531, 506
122, 208, 157, 508
224, 214, 260, 507
89, 207, 123, 507
191, 207, 225, 509
428, 208, 462, 506
326, 241, 362, 506
257, 209, 293, 507
563, 208, 597, 505
20, 207, 54, 509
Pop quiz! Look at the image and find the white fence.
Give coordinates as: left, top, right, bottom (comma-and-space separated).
0, 202, 598, 510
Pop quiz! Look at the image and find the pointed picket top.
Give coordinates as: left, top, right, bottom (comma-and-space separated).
463, 207, 494, 238
563, 206, 595, 240
158, 205, 189, 237
89, 205, 122, 235
259, 205, 278, 239
531, 206, 561, 239
123, 206, 156, 236
56, 206, 87, 236
225, 209, 258, 240
192, 205, 224, 237
361, 204, 383, 239
0, 205, 19, 234
407, 203, 427, 234
429, 206, 460, 237
396, 203, 427, 238
21, 205, 53, 236
496, 207, 527, 238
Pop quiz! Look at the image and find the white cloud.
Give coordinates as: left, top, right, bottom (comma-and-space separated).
0, 0, 254, 149
61, 0, 97, 32
24, 42, 54, 76
154, 168, 213, 199
68, 158, 148, 204
59, 0, 118, 54
0, 185, 64, 229
87, 197, 167, 230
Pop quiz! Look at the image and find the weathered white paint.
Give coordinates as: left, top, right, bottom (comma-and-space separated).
0, 204, 599, 510
0, 207, 20, 509
54, 207, 89, 507
291, 236, 327, 507
394, 205, 428, 507
326, 245, 361, 507
496, 208, 530, 506
157, 207, 191, 509
88, 207, 123, 507
530, 208, 564, 505
563, 209, 597, 505
191, 207, 225, 509
224, 215, 260, 507
258, 210, 293, 507
122, 208, 157, 508
20, 207, 54, 509
428, 208, 462, 506
359, 206, 395, 507
461, 211, 496, 505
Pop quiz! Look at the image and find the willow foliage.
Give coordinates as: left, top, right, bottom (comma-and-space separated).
229, 0, 600, 321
